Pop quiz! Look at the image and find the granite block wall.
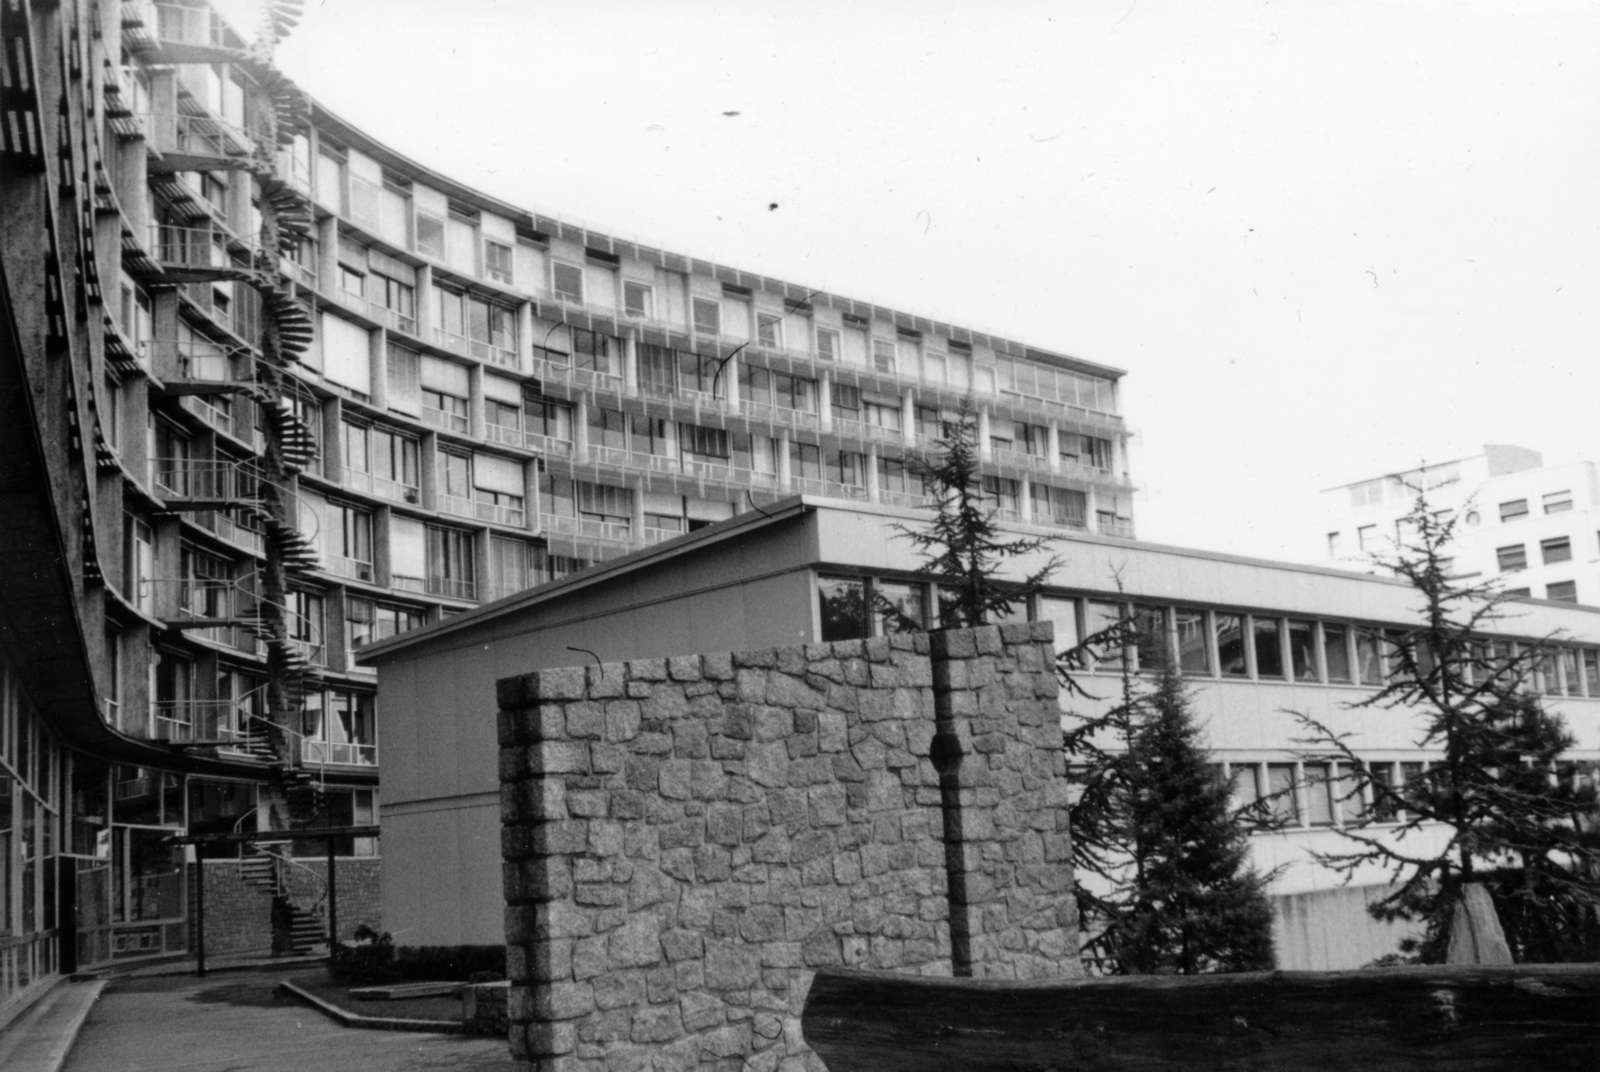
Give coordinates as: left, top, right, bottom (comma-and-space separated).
498, 625, 1077, 1072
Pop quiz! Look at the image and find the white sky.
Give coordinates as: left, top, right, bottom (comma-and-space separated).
228, 0, 1599, 562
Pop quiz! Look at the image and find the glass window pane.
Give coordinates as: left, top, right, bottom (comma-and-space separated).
818, 576, 868, 642
1037, 596, 1079, 657
1322, 625, 1352, 683
1584, 650, 1600, 696
1287, 620, 1318, 682
1304, 764, 1335, 826
1338, 765, 1368, 824
1131, 604, 1166, 672
1229, 764, 1260, 810
875, 581, 925, 635
1354, 629, 1383, 686
1253, 617, 1284, 679
1085, 600, 1125, 667
1168, 610, 1205, 675
1266, 763, 1299, 824
1216, 613, 1248, 677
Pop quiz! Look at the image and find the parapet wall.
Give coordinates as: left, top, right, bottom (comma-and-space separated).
498, 624, 1077, 1072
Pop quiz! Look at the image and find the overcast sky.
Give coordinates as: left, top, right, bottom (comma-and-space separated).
231, 0, 1599, 562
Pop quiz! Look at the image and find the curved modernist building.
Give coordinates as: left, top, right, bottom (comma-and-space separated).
0, 0, 1130, 1011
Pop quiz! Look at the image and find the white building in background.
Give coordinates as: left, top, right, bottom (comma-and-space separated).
1320, 446, 1600, 606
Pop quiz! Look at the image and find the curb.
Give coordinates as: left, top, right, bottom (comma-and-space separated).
276, 980, 467, 1034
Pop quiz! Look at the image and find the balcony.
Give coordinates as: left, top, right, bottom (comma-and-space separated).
422, 405, 470, 435
632, 452, 684, 475
335, 286, 417, 336
140, 111, 257, 173
524, 432, 573, 458
1099, 519, 1136, 539
391, 573, 427, 595
438, 491, 476, 521
343, 467, 420, 506
476, 500, 526, 528
326, 555, 376, 584
880, 488, 935, 510
642, 525, 685, 546
302, 739, 377, 767
823, 482, 870, 502
992, 446, 1052, 473
426, 574, 477, 601
545, 514, 632, 544
486, 422, 523, 448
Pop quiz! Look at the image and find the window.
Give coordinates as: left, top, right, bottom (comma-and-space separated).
344, 423, 419, 502
1547, 581, 1578, 603
816, 328, 839, 362
126, 516, 154, 614
1543, 490, 1573, 514
676, 349, 719, 395
415, 212, 445, 259
1326, 532, 1341, 557
1175, 610, 1210, 675
1130, 605, 1167, 672
1322, 624, 1352, 683
1353, 628, 1383, 686
488, 537, 543, 601
731, 432, 776, 474
773, 372, 815, 412
328, 502, 374, 581
346, 597, 424, 659
1584, 649, 1600, 695
1252, 617, 1285, 679
1500, 498, 1528, 522
1266, 763, 1300, 825
739, 364, 770, 406
1287, 620, 1318, 682
1303, 763, 1336, 826
422, 388, 469, 433
818, 576, 869, 642
757, 312, 783, 349
680, 424, 730, 462
825, 448, 867, 490
1038, 596, 1080, 658
862, 399, 902, 431
692, 297, 721, 335
1216, 613, 1247, 677
1497, 544, 1527, 572
571, 329, 613, 375
374, 273, 415, 331
788, 440, 821, 482
484, 240, 514, 285
338, 262, 365, 300
1357, 525, 1377, 551
830, 382, 860, 421
876, 581, 925, 635
623, 281, 653, 318
915, 405, 941, 440
1504, 587, 1531, 599
1541, 537, 1572, 565
587, 407, 628, 452
552, 262, 584, 303
981, 476, 1019, 515
524, 394, 571, 442
576, 481, 632, 526
1030, 484, 1087, 528
425, 525, 476, 600
871, 339, 896, 374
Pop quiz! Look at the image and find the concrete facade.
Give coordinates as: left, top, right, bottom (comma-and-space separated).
496, 625, 1076, 1072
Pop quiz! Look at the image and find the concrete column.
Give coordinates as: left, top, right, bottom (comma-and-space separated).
573, 395, 590, 457
1047, 422, 1061, 473
150, 290, 182, 380
524, 460, 541, 534
474, 529, 493, 602
416, 264, 436, 338
629, 479, 647, 546
623, 332, 639, 397
977, 406, 992, 461
818, 370, 832, 432
468, 364, 486, 440
725, 349, 741, 414
902, 388, 917, 447
518, 302, 535, 374
1018, 475, 1033, 524
866, 443, 881, 503
323, 397, 345, 481
419, 431, 439, 511
1084, 486, 1099, 534
317, 216, 339, 296
777, 432, 792, 488
373, 506, 393, 588
368, 326, 388, 411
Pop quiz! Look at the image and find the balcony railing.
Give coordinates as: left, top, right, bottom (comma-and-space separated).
438, 491, 476, 521
302, 739, 377, 767
524, 432, 573, 457
1099, 519, 1135, 539
343, 467, 420, 505
391, 573, 427, 594
642, 525, 685, 546
422, 405, 470, 434
139, 111, 256, 164
823, 482, 870, 502
426, 574, 477, 601
476, 500, 526, 528
326, 555, 376, 584
545, 514, 632, 544
486, 422, 523, 448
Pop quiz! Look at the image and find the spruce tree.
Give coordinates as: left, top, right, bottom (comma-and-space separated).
1297, 489, 1600, 963
1105, 667, 1277, 974
896, 397, 1060, 628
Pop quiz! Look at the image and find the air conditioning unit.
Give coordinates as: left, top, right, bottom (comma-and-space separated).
404, 489, 419, 504
358, 564, 374, 582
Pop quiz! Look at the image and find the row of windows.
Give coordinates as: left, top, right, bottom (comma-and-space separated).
1501, 490, 1573, 522
814, 575, 1600, 697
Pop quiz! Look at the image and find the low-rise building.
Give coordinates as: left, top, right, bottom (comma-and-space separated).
360, 496, 1600, 970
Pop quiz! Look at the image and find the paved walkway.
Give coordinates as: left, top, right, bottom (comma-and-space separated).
62, 969, 516, 1072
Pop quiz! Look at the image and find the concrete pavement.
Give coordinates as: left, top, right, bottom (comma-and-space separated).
60, 968, 516, 1072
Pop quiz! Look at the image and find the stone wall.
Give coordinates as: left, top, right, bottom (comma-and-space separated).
498, 624, 1077, 1072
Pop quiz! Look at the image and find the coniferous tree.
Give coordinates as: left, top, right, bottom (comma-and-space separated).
896, 397, 1060, 628
1297, 489, 1600, 963
1109, 667, 1277, 974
